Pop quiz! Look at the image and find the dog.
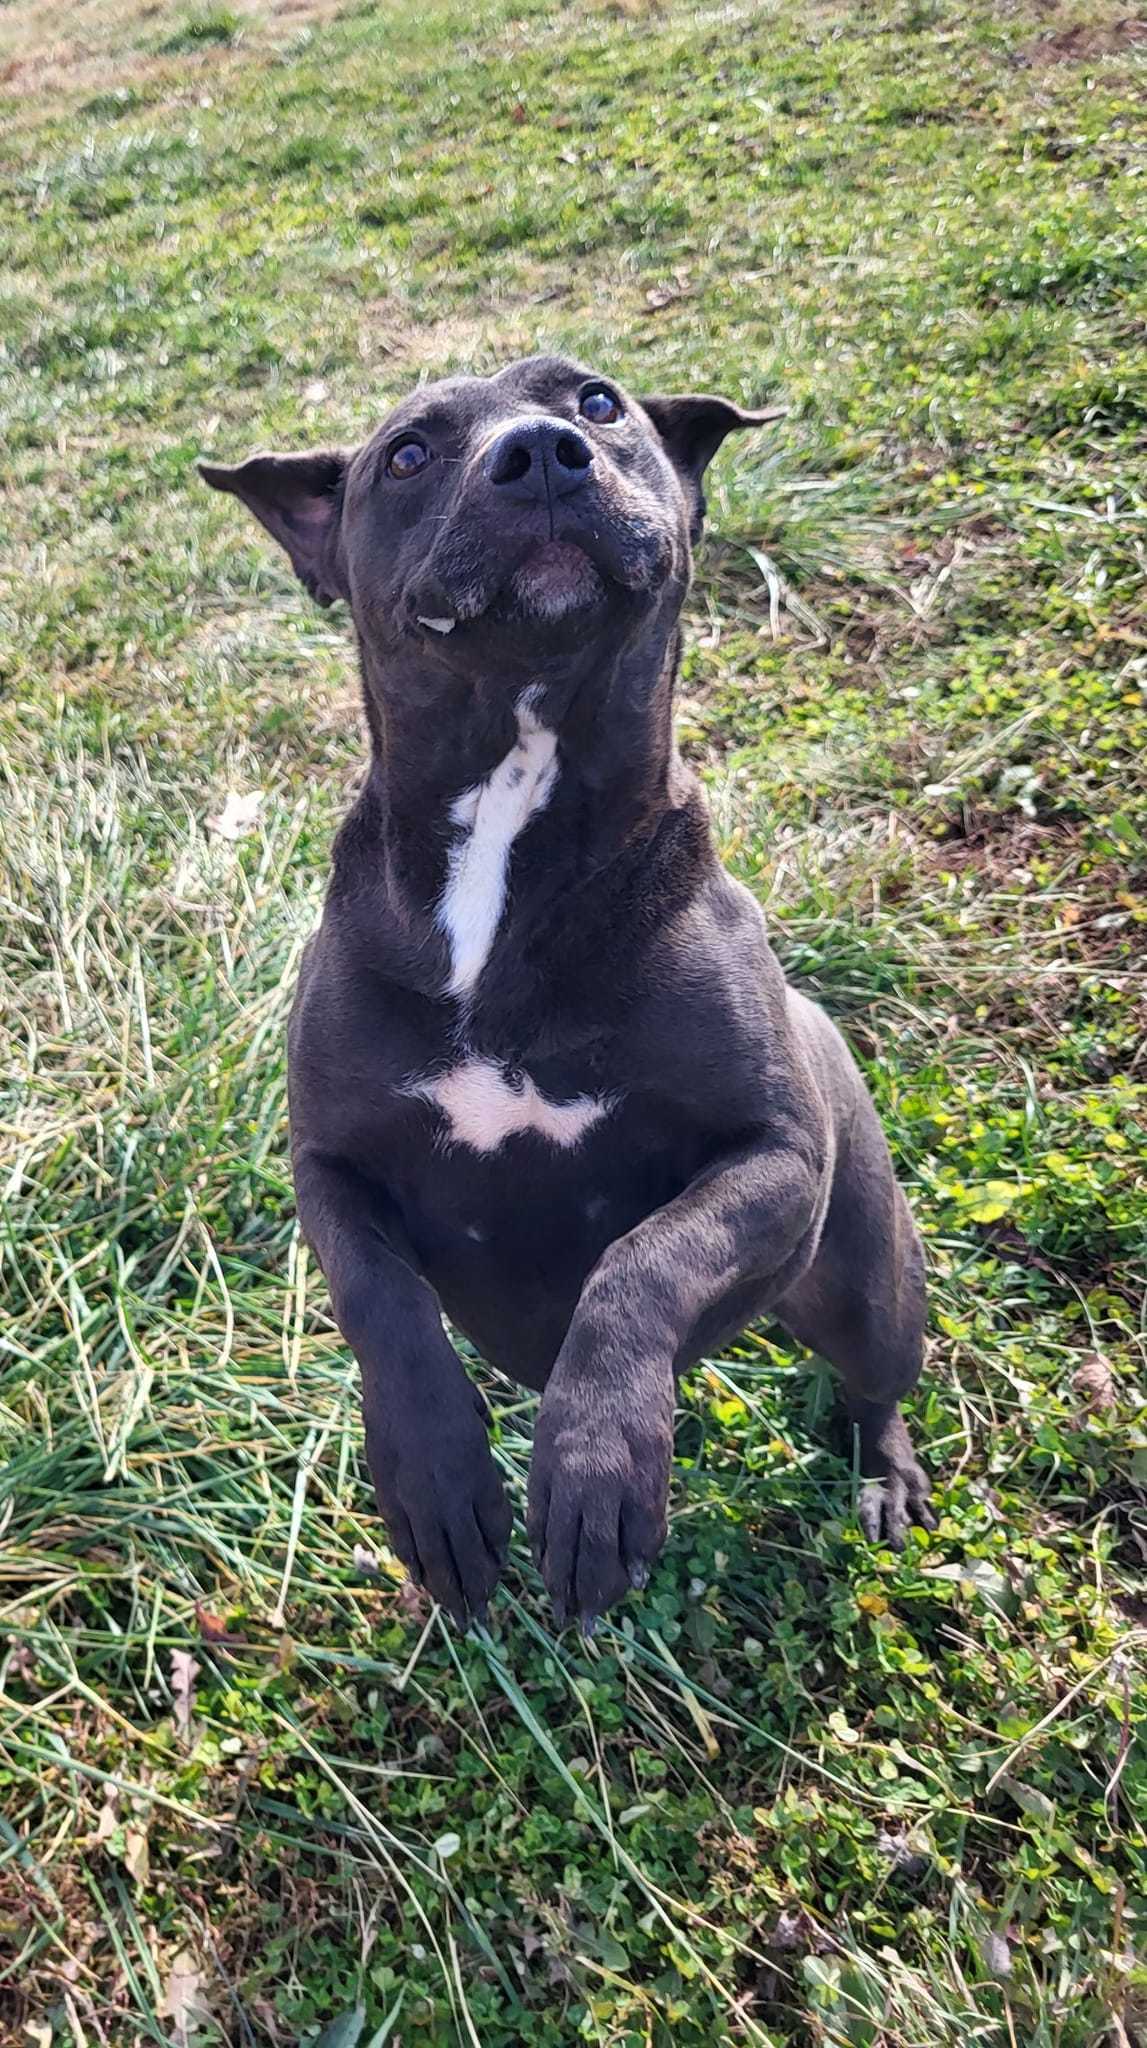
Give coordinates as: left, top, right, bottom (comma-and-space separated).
200, 354, 935, 1632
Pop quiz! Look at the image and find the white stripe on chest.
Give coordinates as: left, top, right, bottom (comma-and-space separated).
438, 687, 558, 999
409, 1055, 611, 1154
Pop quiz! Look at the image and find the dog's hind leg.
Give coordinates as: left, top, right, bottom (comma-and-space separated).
775, 1089, 935, 1548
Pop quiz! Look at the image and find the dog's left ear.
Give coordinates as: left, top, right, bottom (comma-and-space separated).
640, 394, 784, 540
198, 449, 350, 607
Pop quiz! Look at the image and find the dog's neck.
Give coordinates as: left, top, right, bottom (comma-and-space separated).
347, 609, 693, 941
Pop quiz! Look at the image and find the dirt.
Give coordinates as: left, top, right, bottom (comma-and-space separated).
1020, 15, 1147, 63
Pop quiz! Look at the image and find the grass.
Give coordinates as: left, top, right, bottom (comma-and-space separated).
1, 0, 1145, 2039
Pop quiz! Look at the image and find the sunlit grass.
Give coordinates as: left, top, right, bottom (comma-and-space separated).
1, 0, 1145, 2039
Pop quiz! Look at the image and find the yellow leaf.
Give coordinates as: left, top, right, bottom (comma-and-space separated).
962, 1180, 1021, 1223
858, 1592, 889, 1616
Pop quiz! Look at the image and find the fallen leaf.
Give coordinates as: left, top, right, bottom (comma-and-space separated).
877, 1827, 931, 1877
206, 789, 263, 842
770, 1907, 835, 1954
8, 1639, 37, 1683
644, 285, 681, 310
170, 1650, 200, 1745
94, 1790, 119, 1844
123, 1824, 150, 1885
195, 1601, 234, 1642
1074, 1352, 1116, 1412
981, 1929, 1012, 1978
159, 1949, 212, 2047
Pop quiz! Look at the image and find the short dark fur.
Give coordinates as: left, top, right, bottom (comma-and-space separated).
201, 354, 934, 1630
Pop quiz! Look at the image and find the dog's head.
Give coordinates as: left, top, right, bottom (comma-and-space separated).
200, 354, 779, 666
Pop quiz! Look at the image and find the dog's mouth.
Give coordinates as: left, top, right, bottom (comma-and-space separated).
506, 539, 606, 619
414, 539, 621, 639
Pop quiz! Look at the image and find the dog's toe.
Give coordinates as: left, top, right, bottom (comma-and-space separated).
858, 1480, 885, 1544
858, 1464, 933, 1550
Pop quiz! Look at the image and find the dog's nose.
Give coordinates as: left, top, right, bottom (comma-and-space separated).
486, 417, 593, 503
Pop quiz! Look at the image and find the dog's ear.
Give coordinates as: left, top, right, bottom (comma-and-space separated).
640, 394, 784, 540
198, 449, 350, 607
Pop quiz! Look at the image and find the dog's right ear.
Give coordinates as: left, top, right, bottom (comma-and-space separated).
198, 449, 350, 607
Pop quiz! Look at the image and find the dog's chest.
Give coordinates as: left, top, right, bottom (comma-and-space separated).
437, 686, 557, 1001
407, 1053, 612, 1154
404, 686, 616, 1155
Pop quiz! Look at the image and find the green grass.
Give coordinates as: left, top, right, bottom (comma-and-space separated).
1, 0, 1145, 2040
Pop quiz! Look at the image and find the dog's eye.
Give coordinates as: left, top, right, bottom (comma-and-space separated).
579, 387, 623, 425
386, 436, 431, 480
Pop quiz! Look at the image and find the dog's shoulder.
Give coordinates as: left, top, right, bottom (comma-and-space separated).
602, 867, 789, 1114
286, 907, 446, 1138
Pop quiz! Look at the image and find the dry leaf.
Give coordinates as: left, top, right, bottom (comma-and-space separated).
8, 1639, 38, 1683
159, 1949, 212, 2047
94, 1790, 119, 1843
981, 1929, 1012, 1978
644, 283, 690, 311
195, 1600, 234, 1643
206, 790, 263, 842
1074, 1353, 1116, 1412
770, 1907, 834, 1955
170, 1650, 200, 1744
877, 1827, 931, 1877
123, 1824, 150, 1885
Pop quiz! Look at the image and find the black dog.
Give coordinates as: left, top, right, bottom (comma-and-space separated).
201, 354, 934, 1631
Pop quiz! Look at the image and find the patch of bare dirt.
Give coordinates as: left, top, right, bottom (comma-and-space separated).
359, 303, 536, 375
356, 279, 644, 379
1020, 15, 1147, 62
923, 814, 1080, 883
0, 0, 347, 104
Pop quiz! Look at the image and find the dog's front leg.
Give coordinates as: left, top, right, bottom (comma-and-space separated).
528, 1138, 825, 1627
294, 1151, 511, 1625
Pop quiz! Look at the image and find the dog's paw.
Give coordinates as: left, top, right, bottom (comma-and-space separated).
366, 1388, 511, 1627
527, 1380, 671, 1629
853, 1400, 936, 1551
857, 1453, 936, 1550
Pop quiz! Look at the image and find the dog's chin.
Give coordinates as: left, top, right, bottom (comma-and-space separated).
506, 540, 607, 621
408, 530, 669, 641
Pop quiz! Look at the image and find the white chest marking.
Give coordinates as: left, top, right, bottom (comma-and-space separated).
410, 1056, 612, 1155
438, 688, 558, 999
